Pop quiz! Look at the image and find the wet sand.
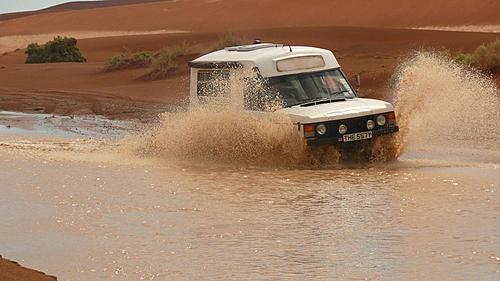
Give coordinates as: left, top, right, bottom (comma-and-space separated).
0, 255, 56, 281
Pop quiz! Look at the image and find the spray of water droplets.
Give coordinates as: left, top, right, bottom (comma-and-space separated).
130, 52, 499, 166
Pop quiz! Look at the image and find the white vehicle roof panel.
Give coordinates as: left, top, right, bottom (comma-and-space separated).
191, 44, 341, 77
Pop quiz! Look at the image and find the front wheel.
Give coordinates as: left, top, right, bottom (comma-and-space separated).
369, 133, 401, 162
340, 134, 401, 163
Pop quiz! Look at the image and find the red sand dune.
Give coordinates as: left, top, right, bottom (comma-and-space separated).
0, 26, 497, 119
1, 0, 499, 36
0, 256, 56, 281
0, 0, 499, 114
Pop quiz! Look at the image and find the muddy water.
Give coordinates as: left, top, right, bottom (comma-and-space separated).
0, 53, 499, 280
1, 149, 498, 281
0, 111, 143, 137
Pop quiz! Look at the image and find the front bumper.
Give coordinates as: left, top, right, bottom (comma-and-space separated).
306, 126, 399, 146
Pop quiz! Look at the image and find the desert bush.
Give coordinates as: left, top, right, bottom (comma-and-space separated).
25, 44, 46, 63
25, 36, 86, 64
211, 34, 246, 51
455, 38, 500, 71
105, 51, 154, 71
145, 43, 190, 80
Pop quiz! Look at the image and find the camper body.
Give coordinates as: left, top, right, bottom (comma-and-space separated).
189, 43, 399, 147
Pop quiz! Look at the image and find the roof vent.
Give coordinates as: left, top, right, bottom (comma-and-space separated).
225, 43, 283, 52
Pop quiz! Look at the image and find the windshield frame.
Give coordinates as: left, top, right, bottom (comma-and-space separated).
266, 68, 358, 108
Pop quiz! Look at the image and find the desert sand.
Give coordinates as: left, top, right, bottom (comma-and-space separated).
0, 255, 56, 281
1, 0, 500, 36
0, 0, 499, 279
415, 25, 500, 33
1, 0, 499, 120
0, 30, 186, 54
1, 26, 498, 119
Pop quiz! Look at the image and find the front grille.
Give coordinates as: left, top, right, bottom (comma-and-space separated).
312, 113, 393, 139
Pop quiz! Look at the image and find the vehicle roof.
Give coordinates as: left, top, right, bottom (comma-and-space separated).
190, 43, 341, 77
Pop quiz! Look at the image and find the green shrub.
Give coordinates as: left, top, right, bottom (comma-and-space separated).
25, 44, 46, 63
25, 36, 86, 64
145, 43, 189, 80
105, 51, 154, 71
211, 34, 246, 51
456, 38, 500, 71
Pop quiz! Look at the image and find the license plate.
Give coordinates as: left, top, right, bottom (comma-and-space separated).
342, 131, 373, 142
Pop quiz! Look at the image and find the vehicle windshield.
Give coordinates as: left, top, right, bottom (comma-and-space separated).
267, 69, 356, 107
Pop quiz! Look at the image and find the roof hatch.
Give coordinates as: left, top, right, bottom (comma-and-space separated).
225, 43, 283, 52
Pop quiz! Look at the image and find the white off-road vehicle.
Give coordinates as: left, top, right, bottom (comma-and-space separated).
189, 43, 399, 160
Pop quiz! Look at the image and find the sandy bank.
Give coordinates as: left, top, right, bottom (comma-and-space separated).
0, 255, 56, 281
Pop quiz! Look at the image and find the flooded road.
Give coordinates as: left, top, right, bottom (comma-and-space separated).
0, 118, 499, 281
1, 53, 499, 280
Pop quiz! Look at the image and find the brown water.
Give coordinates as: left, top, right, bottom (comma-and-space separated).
0, 53, 499, 281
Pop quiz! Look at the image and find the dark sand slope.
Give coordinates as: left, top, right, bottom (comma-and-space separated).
0, 256, 56, 281
0, 0, 167, 21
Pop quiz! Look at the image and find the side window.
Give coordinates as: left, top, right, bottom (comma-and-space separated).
244, 77, 281, 111
197, 70, 230, 97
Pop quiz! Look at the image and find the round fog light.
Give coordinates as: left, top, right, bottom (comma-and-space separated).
316, 124, 327, 135
367, 120, 375, 130
339, 124, 347, 134
376, 114, 387, 126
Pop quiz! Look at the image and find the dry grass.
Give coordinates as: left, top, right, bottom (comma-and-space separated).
144, 42, 190, 80
105, 51, 154, 71
211, 34, 247, 51
456, 38, 500, 72
104, 42, 190, 79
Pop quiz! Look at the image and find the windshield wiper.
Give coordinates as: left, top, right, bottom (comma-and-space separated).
289, 97, 346, 107
332, 90, 350, 95
329, 90, 351, 98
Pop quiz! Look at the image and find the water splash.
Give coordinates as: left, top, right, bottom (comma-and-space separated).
392, 52, 500, 152
132, 52, 500, 166
132, 68, 314, 167
136, 107, 311, 167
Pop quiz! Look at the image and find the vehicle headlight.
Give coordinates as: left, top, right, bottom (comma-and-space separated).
376, 114, 386, 126
338, 124, 347, 134
366, 120, 375, 130
316, 123, 327, 135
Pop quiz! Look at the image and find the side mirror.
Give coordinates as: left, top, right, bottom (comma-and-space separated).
354, 74, 361, 94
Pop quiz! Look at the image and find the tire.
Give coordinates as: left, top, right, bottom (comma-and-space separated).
339, 134, 401, 164
340, 140, 373, 163
307, 144, 341, 166
369, 134, 401, 162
